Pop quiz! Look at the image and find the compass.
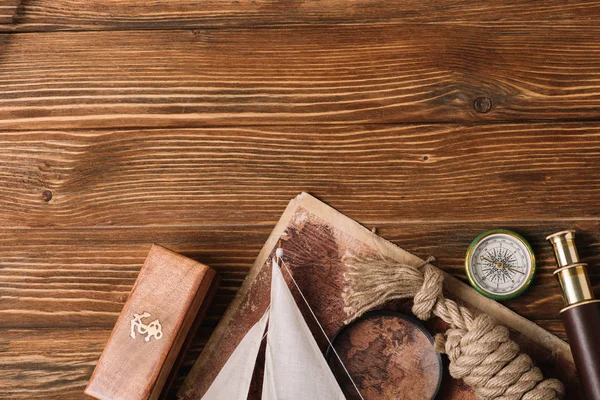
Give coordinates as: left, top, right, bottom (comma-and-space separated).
465, 229, 535, 300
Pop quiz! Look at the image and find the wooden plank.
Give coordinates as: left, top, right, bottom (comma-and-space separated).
0, 328, 108, 399
181, 193, 577, 399
4, 0, 600, 32
0, 0, 19, 25
0, 226, 267, 329
0, 326, 212, 400
1, 124, 599, 227
1, 26, 600, 129
2, 222, 597, 332
535, 320, 568, 342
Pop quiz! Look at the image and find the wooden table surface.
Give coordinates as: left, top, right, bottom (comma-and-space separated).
1, 1, 599, 398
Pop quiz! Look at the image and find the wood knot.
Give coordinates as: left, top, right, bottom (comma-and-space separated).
474, 97, 492, 113
42, 190, 52, 202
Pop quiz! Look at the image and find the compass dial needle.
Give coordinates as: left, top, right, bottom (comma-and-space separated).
505, 265, 525, 275
466, 230, 535, 299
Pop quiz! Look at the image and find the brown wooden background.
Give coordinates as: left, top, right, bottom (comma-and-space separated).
1, 1, 599, 398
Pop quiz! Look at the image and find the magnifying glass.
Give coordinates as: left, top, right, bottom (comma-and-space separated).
325, 310, 443, 400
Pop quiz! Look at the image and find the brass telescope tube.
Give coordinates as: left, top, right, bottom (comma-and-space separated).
547, 230, 600, 400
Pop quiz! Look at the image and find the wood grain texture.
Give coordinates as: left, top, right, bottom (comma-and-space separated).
3, 0, 600, 32
2, 2, 600, 398
1, 124, 598, 227
1, 25, 600, 129
0, 328, 108, 399
2, 222, 597, 331
0, 326, 217, 400
0, 0, 19, 25
0, 227, 264, 329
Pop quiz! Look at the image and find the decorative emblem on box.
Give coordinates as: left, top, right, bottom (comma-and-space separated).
130, 312, 163, 342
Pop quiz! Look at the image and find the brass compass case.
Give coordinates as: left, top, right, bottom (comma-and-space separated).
465, 229, 536, 300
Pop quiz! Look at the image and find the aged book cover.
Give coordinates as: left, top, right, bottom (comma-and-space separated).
179, 193, 576, 400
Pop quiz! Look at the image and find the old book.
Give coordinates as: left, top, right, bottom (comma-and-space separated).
179, 193, 577, 400
85, 244, 217, 400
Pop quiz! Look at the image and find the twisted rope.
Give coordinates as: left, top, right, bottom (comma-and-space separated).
342, 252, 564, 400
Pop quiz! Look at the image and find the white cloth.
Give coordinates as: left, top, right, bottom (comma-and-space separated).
262, 260, 346, 400
201, 309, 269, 400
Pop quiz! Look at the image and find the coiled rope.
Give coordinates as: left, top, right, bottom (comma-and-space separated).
342, 252, 564, 400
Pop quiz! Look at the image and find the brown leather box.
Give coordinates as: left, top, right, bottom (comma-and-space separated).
85, 244, 217, 400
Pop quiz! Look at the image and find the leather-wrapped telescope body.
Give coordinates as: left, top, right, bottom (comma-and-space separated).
547, 231, 600, 400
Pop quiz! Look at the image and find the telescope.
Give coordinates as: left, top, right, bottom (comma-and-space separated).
547, 230, 600, 400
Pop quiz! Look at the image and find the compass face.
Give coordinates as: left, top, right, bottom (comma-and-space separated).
466, 231, 535, 299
